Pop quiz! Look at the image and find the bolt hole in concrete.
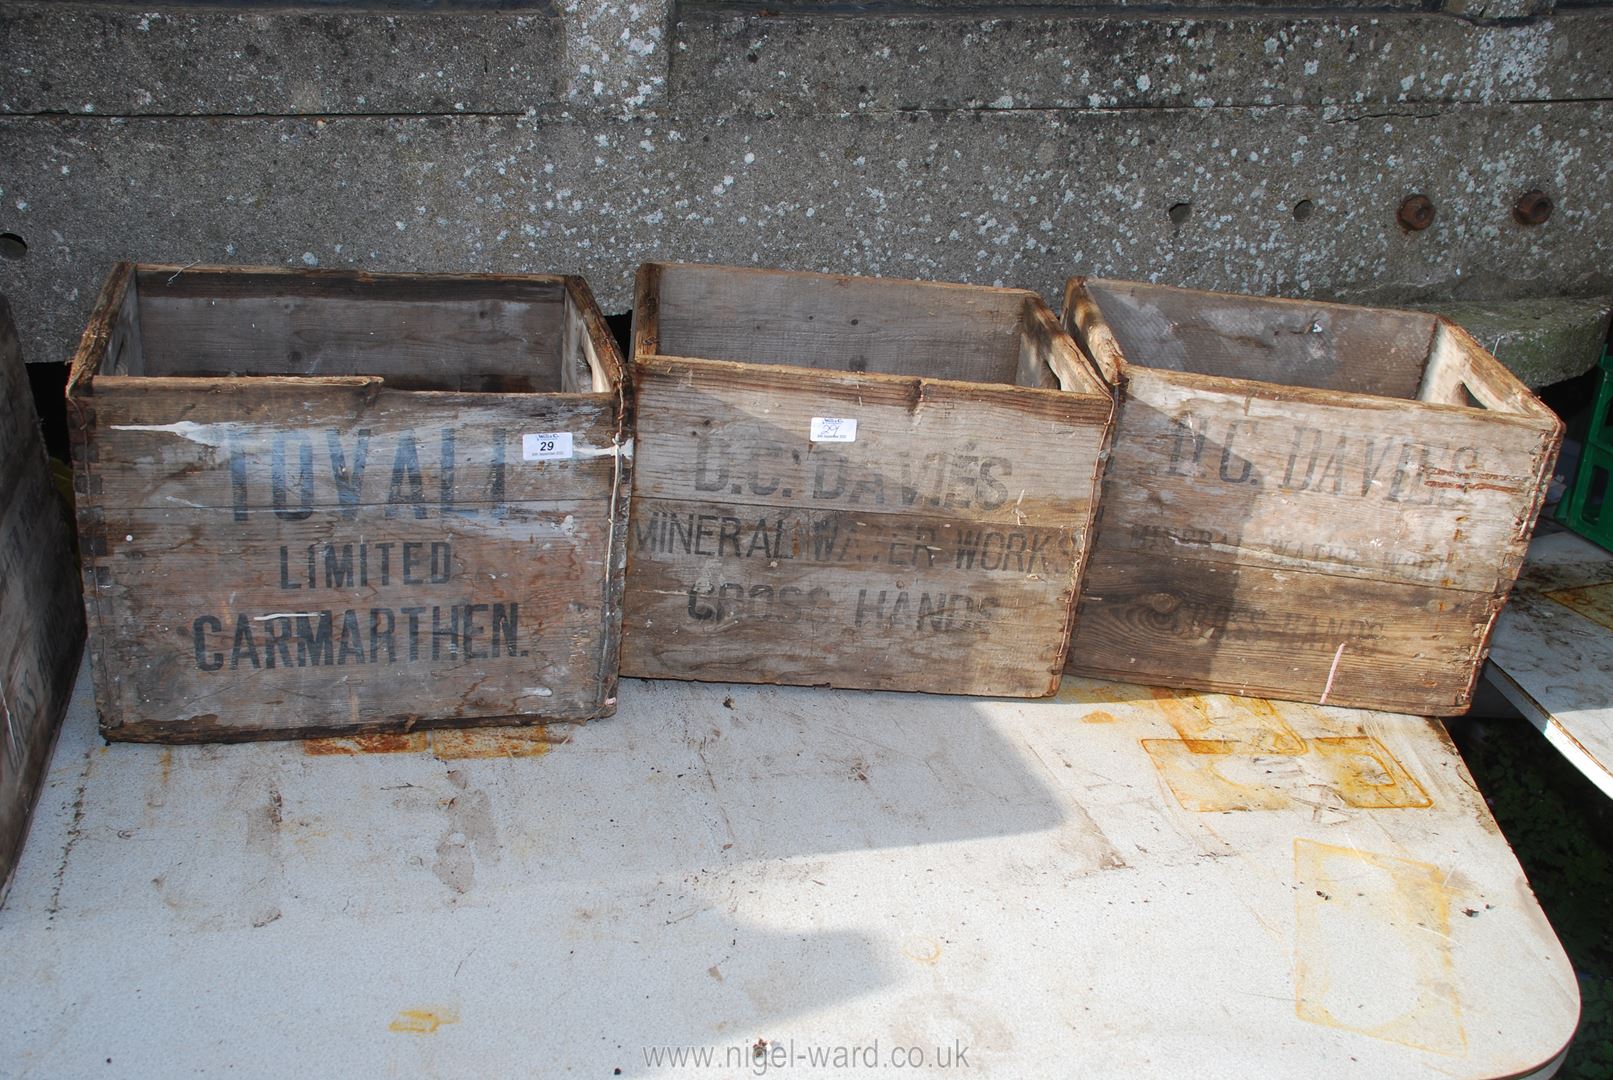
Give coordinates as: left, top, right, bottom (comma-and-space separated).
1513, 189, 1554, 227
1292, 199, 1315, 222
1167, 202, 1192, 226
0, 233, 26, 260
1397, 194, 1437, 232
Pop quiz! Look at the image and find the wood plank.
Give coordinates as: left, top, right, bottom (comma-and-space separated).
136, 265, 572, 393
1072, 550, 1498, 715
623, 497, 1084, 694
655, 262, 1033, 385
87, 503, 616, 741
630, 357, 1111, 525
1090, 367, 1556, 593
1080, 278, 1440, 399
0, 295, 84, 904
80, 379, 621, 512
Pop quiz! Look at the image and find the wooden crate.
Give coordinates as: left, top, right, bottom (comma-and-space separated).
68, 264, 631, 742
0, 295, 85, 905
1062, 278, 1563, 715
622, 263, 1114, 697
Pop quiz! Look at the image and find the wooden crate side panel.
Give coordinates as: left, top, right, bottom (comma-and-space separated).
135, 294, 569, 392
0, 464, 84, 900
624, 361, 1110, 696
91, 502, 614, 740
83, 380, 620, 512
1079, 278, 1441, 400
1098, 368, 1558, 594
653, 263, 1031, 384
1069, 551, 1494, 715
630, 359, 1110, 528
81, 381, 627, 739
622, 497, 1084, 695
0, 297, 85, 903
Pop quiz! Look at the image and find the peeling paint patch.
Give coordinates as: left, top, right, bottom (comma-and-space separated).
304, 732, 429, 756
430, 727, 570, 760
1293, 839, 1465, 1056
388, 1007, 460, 1035
1143, 728, 1430, 812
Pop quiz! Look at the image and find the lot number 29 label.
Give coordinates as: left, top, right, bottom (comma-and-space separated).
809, 417, 858, 443
522, 432, 574, 461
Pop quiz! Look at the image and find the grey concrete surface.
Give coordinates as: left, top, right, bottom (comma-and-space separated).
2, 6, 567, 117
674, 10, 1613, 114
1, 1, 1609, 374
1408, 296, 1613, 387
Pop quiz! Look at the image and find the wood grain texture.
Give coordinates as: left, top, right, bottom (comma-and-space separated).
1074, 551, 1497, 714
655, 261, 1035, 384
623, 262, 1114, 697
1063, 277, 1562, 715
1079, 278, 1440, 399
69, 264, 631, 742
0, 295, 84, 905
135, 265, 577, 393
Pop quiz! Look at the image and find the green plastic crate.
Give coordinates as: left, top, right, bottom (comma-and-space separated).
1557, 348, 1613, 551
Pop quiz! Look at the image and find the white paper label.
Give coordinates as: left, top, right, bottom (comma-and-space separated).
809, 417, 857, 443
522, 432, 574, 461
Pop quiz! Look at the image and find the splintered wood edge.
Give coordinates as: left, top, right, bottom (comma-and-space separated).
1022, 293, 1110, 399
564, 275, 630, 395
1061, 276, 1128, 391
565, 273, 633, 712
66, 263, 133, 734
631, 262, 662, 368
1434, 317, 1562, 425
66, 262, 134, 399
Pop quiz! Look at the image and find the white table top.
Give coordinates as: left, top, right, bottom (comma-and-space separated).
1, 661, 1578, 1079
1487, 526, 1613, 798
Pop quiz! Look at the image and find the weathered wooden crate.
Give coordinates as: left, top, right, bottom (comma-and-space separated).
1062, 278, 1563, 715
622, 263, 1114, 697
0, 295, 85, 904
68, 264, 631, 742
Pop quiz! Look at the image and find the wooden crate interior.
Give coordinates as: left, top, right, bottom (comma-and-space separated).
653, 264, 1095, 393
106, 267, 605, 394
1082, 280, 1448, 402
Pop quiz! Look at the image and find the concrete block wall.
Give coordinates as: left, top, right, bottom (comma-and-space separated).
1, 0, 1610, 366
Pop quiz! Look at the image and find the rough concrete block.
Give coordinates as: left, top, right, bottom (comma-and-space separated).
1407, 296, 1612, 388
673, 10, 1613, 115
1442, 0, 1556, 20
0, 4, 566, 117
0, 2, 1609, 371
1, 102, 1609, 367
560, 0, 673, 115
